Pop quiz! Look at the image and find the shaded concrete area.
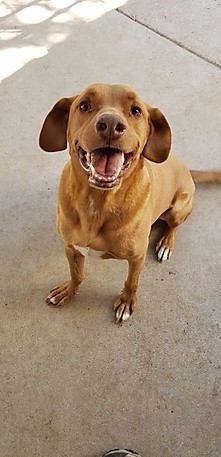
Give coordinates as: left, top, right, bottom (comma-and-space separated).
120, 0, 221, 67
0, 1, 221, 457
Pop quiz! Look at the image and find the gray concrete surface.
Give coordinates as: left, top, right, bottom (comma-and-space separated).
120, 0, 221, 67
0, 1, 221, 457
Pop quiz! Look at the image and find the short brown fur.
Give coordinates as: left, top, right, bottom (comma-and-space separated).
39, 83, 220, 323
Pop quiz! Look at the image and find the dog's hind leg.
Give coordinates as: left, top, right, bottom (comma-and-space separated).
156, 192, 194, 262
46, 244, 85, 305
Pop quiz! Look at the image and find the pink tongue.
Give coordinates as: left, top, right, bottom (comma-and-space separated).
91, 150, 123, 176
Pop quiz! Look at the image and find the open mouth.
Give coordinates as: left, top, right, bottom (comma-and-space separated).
78, 146, 134, 189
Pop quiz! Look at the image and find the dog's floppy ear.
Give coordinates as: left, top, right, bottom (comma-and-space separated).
39, 96, 77, 152
142, 105, 172, 163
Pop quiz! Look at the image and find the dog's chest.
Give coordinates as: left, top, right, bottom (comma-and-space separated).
87, 195, 100, 219
68, 195, 123, 257
73, 244, 105, 259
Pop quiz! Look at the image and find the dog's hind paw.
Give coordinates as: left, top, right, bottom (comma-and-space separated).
156, 245, 172, 262
156, 234, 174, 262
156, 227, 179, 262
114, 291, 137, 324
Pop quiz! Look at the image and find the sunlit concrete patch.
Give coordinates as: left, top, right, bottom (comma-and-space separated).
1, 0, 129, 82
49, 0, 77, 8
69, 0, 128, 22
0, 29, 22, 41
47, 32, 68, 44
52, 11, 77, 24
4, 0, 32, 8
0, 46, 48, 82
0, 3, 12, 17
16, 5, 54, 24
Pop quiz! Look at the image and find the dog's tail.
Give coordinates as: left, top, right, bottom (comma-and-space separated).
190, 170, 221, 184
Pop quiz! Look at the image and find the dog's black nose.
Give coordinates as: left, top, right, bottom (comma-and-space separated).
95, 113, 127, 140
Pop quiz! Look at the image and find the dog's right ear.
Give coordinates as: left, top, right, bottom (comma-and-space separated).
39, 96, 77, 152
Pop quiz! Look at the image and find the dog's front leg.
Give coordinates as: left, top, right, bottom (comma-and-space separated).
46, 244, 85, 306
114, 254, 146, 324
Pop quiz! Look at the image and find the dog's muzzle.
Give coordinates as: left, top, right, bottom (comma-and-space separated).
78, 146, 134, 189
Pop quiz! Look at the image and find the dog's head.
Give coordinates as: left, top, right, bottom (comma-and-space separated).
39, 83, 171, 190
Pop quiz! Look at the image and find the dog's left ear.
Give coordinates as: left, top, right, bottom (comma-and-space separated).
142, 106, 172, 163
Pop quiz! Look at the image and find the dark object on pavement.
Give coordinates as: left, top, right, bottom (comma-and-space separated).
102, 449, 142, 457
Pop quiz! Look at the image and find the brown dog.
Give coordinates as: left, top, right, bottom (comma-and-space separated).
39, 83, 220, 323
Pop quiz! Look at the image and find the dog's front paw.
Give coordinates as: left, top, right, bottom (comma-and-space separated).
46, 280, 78, 306
113, 290, 138, 324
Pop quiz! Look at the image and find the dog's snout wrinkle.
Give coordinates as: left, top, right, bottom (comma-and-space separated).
95, 113, 127, 140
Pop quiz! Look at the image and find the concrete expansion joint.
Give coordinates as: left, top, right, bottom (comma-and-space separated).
117, 8, 221, 70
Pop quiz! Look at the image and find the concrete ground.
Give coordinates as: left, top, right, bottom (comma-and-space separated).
0, 1, 221, 456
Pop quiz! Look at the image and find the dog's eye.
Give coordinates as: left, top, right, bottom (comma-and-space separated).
131, 106, 142, 116
79, 101, 91, 112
